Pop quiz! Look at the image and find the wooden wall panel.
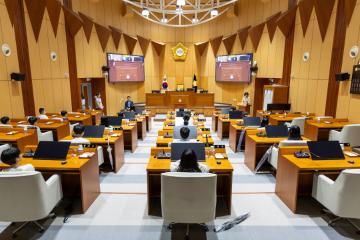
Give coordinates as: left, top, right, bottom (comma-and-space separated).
0, 1, 24, 117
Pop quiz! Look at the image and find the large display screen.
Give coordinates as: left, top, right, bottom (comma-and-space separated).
107, 53, 145, 82
215, 54, 253, 82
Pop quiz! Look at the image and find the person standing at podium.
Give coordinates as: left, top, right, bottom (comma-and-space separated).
124, 96, 134, 111
94, 93, 104, 110
241, 92, 251, 106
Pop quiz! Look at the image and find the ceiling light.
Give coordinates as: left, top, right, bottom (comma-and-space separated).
176, 0, 186, 6
210, 9, 218, 17
192, 17, 199, 24
161, 18, 168, 23
176, 6, 183, 14
141, 8, 150, 17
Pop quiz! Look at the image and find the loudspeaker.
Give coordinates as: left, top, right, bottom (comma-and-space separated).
335, 72, 350, 81
10, 72, 25, 81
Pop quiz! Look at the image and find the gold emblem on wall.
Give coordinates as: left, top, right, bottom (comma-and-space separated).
172, 43, 188, 61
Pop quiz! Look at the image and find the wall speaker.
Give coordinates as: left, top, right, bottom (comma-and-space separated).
10, 72, 25, 81
335, 72, 350, 81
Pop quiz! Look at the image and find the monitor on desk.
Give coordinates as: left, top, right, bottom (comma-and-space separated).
176, 110, 191, 117
33, 141, 71, 160
229, 110, 244, 119
171, 142, 206, 161
173, 126, 197, 139
267, 103, 291, 112
83, 125, 105, 138
101, 116, 123, 127
265, 125, 288, 138
221, 108, 231, 115
123, 111, 136, 119
307, 141, 345, 160
243, 117, 261, 127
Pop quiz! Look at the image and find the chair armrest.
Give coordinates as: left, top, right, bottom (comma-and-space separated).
42, 131, 54, 141
284, 122, 291, 128
312, 173, 335, 201
46, 174, 63, 209
329, 130, 341, 141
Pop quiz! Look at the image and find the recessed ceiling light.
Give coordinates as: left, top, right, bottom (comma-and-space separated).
176, 6, 183, 14
210, 9, 218, 17
161, 18, 168, 23
141, 8, 150, 17
192, 17, 199, 24
176, 0, 185, 6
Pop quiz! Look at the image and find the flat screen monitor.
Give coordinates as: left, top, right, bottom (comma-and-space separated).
243, 117, 261, 127
83, 126, 105, 138
267, 103, 291, 111
33, 141, 71, 160
123, 111, 136, 119
107, 53, 145, 83
173, 126, 197, 139
307, 141, 345, 160
171, 142, 206, 161
265, 125, 289, 138
221, 108, 231, 115
101, 116, 123, 127
229, 110, 244, 119
215, 54, 253, 82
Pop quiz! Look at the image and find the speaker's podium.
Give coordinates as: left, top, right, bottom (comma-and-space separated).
146, 91, 214, 116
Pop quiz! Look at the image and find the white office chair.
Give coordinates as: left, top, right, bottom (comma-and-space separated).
284, 117, 307, 135
312, 169, 360, 233
0, 171, 62, 236
17, 125, 54, 142
61, 139, 104, 166
269, 140, 308, 170
329, 124, 360, 147
0, 144, 10, 158
161, 172, 217, 239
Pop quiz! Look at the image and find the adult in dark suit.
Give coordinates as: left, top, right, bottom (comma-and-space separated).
124, 96, 135, 111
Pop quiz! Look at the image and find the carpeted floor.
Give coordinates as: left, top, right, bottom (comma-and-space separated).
0, 117, 359, 240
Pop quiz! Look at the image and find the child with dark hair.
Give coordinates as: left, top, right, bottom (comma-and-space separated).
1, 147, 34, 172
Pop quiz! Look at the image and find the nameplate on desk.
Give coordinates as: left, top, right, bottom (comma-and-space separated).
156, 152, 171, 159
113, 127, 123, 131
45, 121, 54, 125
163, 135, 173, 138
110, 134, 120, 137
79, 152, 95, 158
17, 121, 26, 124
6, 131, 19, 135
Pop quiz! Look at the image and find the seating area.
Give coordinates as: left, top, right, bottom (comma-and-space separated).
2, 0, 360, 239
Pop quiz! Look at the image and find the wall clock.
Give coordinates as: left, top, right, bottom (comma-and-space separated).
172, 43, 188, 61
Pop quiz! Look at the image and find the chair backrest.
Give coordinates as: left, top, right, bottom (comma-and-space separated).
290, 117, 307, 135
279, 140, 308, 147
161, 172, 217, 224
0, 171, 51, 222
173, 126, 197, 139
339, 124, 360, 146
0, 144, 10, 158
332, 169, 360, 217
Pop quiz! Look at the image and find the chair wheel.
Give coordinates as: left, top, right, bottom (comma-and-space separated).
38, 229, 44, 233
320, 209, 326, 214
356, 230, 360, 235
51, 214, 56, 219
184, 235, 189, 240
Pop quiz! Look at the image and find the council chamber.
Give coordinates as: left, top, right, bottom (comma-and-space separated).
0, 0, 360, 239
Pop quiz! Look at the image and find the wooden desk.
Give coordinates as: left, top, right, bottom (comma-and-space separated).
122, 124, 138, 152
0, 148, 100, 214
0, 128, 38, 152
145, 113, 152, 131
48, 113, 92, 126
147, 155, 233, 217
217, 118, 239, 140
78, 109, 102, 125
237, 104, 251, 114
62, 132, 124, 172
304, 119, 349, 141
156, 135, 215, 147
10, 119, 70, 141
244, 134, 287, 172
276, 148, 360, 213
269, 113, 314, 125
229, 126, 261, 153
137, 117, 147, 140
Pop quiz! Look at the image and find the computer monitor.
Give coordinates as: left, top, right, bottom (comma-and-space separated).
229, 110, 244, 119
307, 141, 345, 160
267, 103, 291, 112
176, 110, 191, 117
107, 116, 122, 126
173, 126, 197, 139
33, 141, 71, 160
243, 117, 261, 127
123, 111, 136, 119
221, 108, 231, 115
265, 125, 289, 138
135, 106, 144, 115
83, 125, 105, 138
171, 142, 206, 161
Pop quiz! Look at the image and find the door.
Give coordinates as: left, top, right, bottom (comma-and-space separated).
81, 82, 93, 109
